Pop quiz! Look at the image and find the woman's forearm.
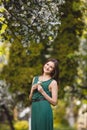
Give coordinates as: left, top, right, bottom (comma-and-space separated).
29, 90, 33, 101
29, 84, 38, 101
37, 84, 58, 106
41, 91, 58, 106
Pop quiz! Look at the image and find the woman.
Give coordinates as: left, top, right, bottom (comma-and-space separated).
29, 58, 59, 130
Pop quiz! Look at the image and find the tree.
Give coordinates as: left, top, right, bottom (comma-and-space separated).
1, 41, 44, 106
75, 0, 87, 101
0, 80, 15, 130
51, 0, 84, 98
0, 0, 64, 106
0, 0, 64, 44
0, 0, 85, 104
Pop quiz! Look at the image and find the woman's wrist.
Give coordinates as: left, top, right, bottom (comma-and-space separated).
41, 90, 45, 96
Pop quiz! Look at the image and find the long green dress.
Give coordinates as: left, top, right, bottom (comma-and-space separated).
31, 76, 53, 130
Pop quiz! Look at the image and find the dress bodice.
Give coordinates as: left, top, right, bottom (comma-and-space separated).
32, 76, 53, 100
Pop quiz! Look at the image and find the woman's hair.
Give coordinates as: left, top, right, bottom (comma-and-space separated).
42, 58, 59, 84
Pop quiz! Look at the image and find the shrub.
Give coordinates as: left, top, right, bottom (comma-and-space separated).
14, 120, 29, 130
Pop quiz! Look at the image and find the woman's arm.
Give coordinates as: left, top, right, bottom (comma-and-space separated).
37, 80, 58, 106
29, 77, 38, 101
29, 88, 33, 101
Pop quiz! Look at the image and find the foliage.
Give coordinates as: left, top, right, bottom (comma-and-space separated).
0, 80, 15, 130
0, 1, 86, 129
51, 0, 85, 97
0, 42, 10, 72
74, 0, 87, 101
0, 80, 13, 106
14, 120, 29, 130
1, 41, 44, 106
0, 0, 64, 44
0, 0, 85, 106
0, 0, 64, 105
53, 100, 67, 128
53, 99, 77, 130
54, 125, 76, 130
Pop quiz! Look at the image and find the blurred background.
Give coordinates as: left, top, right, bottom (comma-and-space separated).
0, 0, 87, 130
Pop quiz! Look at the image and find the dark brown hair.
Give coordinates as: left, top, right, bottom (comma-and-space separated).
42, 58, 59, 84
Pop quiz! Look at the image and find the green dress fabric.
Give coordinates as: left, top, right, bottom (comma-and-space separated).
31, 76, 53, 130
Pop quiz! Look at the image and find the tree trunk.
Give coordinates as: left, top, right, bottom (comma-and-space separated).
1, 104, 15, 130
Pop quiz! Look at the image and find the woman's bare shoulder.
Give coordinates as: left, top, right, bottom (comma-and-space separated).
50, 79, 58, 86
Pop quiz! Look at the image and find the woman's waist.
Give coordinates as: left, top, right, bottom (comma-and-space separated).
32, 97, 46, 102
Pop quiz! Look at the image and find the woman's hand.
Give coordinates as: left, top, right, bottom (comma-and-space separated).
37, 85, 44, 93
29, 84, 38, 101
31, 84, 38, 92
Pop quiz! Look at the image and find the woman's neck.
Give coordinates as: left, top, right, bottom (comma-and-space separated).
41, 73, 51, 80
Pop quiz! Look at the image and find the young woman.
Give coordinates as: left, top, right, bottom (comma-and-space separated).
29, 58, 59, 130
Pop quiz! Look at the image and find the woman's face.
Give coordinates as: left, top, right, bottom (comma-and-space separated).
43, 61, 55, 75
